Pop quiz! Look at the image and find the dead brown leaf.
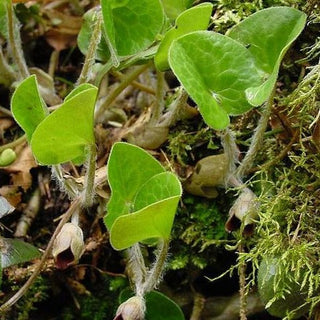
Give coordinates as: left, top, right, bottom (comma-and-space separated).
0, 118, 15, 133
0, 185, 22, 207
44, 9, 82, 51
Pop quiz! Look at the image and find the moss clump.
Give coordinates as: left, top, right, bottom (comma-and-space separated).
168, 125, 218, 165
61, 275, 128, 320
9, 276, 50, 320
211, 0, 307, 34
169, 195, 229, 270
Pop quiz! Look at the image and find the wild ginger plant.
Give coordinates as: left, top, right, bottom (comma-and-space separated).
0, 0, 318, 319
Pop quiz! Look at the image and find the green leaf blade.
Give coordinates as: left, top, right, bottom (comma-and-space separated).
105, 143, 182, 250
145, 291, 185, 320
101, 0, 164, 57
31, 85, 98, 165
105, 142, 165, 229
161, 0, 193, 21
11, 75, 48, 142
64, 83, 97, 102
134, 172, 181, 211
155, 2, 213, 71
227, 7, 307, 106
110, 196, 181, 250
169, 31, 261, 130
0, 238, 40, 268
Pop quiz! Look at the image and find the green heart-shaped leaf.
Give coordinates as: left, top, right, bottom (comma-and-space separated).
11, 75, 48, 141
101, 0, 164, 58
120, 288, 185, 320
161, 0, 193, 21
227, 7, 306, 106
155, 2, 213, 71
169, 31, 261, 130
105, 143, 182, 250
110, 196, 181, 250
105, 142, 165, 229
110, 172, 182, 250
31, 84, 98, 165
0, 237, 40, 268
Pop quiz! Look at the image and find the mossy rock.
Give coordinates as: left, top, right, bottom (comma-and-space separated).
258, 257, 309, 319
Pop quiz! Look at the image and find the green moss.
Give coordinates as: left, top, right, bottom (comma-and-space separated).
211, 0, 307, 34
168, 126, 218, 165
169, 195, 229, 270
237, 137, 320, 318
14, 276, 50, 320
61, 275, 128, 320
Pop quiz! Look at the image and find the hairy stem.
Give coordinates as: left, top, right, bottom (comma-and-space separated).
238, 243, 247, 320
77, 12, 102, 85
127, 244, 147, 298
247, 129, 299, 174
7, 0, 29, 79
221, 128, 240, 186
0, 47, 16, 86
48, 50, 60, 79
158, 88, 190, 127
51, 165, 79, 199
82, 144, 97, 207
0, 197, 81, 312
95, 63, 150, 120
142, 239, 169, 294
236, 88, 275, 179
150, 69, 165, 125
190, 292, 206, 320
